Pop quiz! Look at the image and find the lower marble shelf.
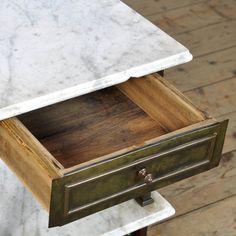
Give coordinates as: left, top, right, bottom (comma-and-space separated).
0, 160, 175, 236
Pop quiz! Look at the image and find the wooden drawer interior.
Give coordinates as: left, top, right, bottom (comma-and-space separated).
18, 74, 207, 170
18, 85, 166, 169
0, 73, 215, 225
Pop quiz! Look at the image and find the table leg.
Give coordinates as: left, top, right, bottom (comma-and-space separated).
135, 192, 154, 207
129, 227, 148, 236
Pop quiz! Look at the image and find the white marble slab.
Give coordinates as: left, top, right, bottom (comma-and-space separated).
0, 0, 192, 121
0, 159, 175, 236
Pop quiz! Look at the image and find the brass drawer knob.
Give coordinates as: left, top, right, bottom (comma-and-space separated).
138, 168, 153, 184
138, 168, 147, 177
144, 174, 153, 184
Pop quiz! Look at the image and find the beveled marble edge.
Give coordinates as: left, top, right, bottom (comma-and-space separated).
103, 192, 175, 236
0, 50, 192, 121
0, 158, 175, 236
0, 156, 175, 236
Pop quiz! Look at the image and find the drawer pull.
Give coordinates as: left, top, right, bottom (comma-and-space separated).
138, 168, 147, 177
138, 168, 153, 184
144, 174, 153, 184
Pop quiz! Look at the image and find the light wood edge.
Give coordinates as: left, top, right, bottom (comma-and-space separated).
62, 119, 217, 174
0, 117, 63, 210
117, 74, 207, 131
153, 73, 210, 116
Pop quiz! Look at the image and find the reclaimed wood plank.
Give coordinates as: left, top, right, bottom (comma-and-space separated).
157, 150, 236, 218
145, 1, 236, 93
122, 0, 206, 17
219, 112, 236, 154
125, 0, 236, 234
207, 0, 236, 21
147, 0, 236, 35
174, 20, 236, 57
183, 78, 236, 153
184, 77, 236, 117
152, 82, 236, 219
149, 194, 236, 236
166, 46, 236, 92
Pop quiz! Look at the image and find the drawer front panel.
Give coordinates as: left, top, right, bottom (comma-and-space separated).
49, 120, 227, 227
66, 135, 215, 214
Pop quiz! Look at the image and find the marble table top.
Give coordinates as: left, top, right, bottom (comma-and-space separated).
0, 159, 175, 236
0, 0, 192, 121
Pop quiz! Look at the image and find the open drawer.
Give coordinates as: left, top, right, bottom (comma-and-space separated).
0, 73, 228, 227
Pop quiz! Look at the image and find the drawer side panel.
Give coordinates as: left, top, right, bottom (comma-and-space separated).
0, 118, 61, 210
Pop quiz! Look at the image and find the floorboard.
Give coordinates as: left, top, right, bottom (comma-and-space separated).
174, 20, 236, 57
158, 150, 236, 218
123, 0, 236, 235
219, 112, 236, 154
147, 0, 235, 35
149, 195, 236, 236
184, 77, 236, 117
123, 0, 206, 16
166, 46, 236, 92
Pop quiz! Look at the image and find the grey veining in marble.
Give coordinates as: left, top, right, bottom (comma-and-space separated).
0, 0, 192, 120
0, 159, 175, 236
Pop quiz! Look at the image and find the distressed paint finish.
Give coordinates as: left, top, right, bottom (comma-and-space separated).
49, 120, 228, 227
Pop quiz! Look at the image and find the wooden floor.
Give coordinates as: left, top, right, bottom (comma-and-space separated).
123, 0, 236, 235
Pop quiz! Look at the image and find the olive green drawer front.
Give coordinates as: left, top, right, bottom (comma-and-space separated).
49, 120, 227, 227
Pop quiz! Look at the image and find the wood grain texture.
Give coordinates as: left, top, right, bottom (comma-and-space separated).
174, 20, 236, 57
184, 77, 236, 117
207, 0, 236, 20
20, 86, 166, 169
0, 0, 233, 231
149, 195, 236, 236
147, 0, 236, 35
123, 0, 206, 16
147, 0, 235, 35
0, 118, 62, 210
123, 0, 236, 234
158, 66, 236, 236
220, 112, 236, 154
146, 1, 236, 93
20, 74, 209, 169
166, 46, 236, 92
158, 150, 236, 218
118, 74, 206, 132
